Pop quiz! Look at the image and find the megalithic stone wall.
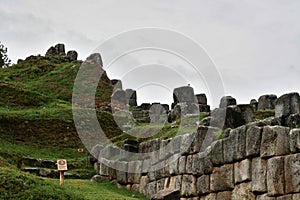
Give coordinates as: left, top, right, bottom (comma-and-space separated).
92, 125, 300, 199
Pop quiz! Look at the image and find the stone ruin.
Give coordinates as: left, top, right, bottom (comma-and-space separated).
91, 90, 300, 199
45, 43, 78, 62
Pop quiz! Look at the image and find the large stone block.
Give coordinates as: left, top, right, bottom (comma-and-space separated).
173, 86, 196, 104
277, 195, 293, 200
178, 156, 186, 174
267, 156, 285, 196
116, 161, 128, 185
139, 176, 149, 195
210, 164, 234, 192
185, 155, 194, 175
246, 126, 262, 157
219, 96, 237, 108
147, 181, 157, 198
293, 194, 300, 200
211, 106, 245, 129
156, 178, 166, 192
251, 157, 267, 193
216, 191, 231, 200
223, 126, 246, 163
181, 175, 197, 197
165, 175, 182, 191
234, 159, 251, 184
210, 140, 223, 166
151, 189, 181, 200
290, 129, 300, 153
200, 193, 217, 200
127, 160, 142, 184
286, 114, 300, 128
168, 155, 179, 175
231, 182, 255, 200
197, 175, 210, 195
256, 194, 276, 200
180, 133, 195, 155
275, 92, 300, 118
196, 93, 207, 105
285, 153, 300, 193
258, 94, 277, 110
261, 126, 290, 158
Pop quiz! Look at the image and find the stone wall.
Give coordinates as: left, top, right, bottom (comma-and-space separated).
92, 125, 300, 199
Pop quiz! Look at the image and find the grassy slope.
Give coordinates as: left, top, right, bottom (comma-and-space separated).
0, 55, 147, 199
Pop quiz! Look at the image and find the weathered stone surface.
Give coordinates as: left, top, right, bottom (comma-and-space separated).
237, 104, 256, 124
196, 94, 207, 105
131, 184, 139, 192
169, 156, 179, 175
156, 178, 166, 192
111, 89, 127, 107
108, 160, 117, 180
223, 126, 246, 163
139, 176, 150, 195
246, 126, 262, 157
86, 53, 103, 65
178, 156, 186, 174
200, 193, 217, 200
91, 175, 110, 182
232, 182, 255, 200
127, 160, 142, 184
125, 89, 137, 106
211, 106, 245, 129
99, 159, 109, 176
251, 157, 267, 193
267, 156, 285, 196
285, 153, 300, 193
277, 195, 293, 200
181, 175, 197, 197
165, 175, 182, 191
199, 104, 210, 112
286, 114, 300, 128
203, 147, 213, 174
111, 79, 123, 90
219, 96, 237, 108
210, 140, 223, 166
215, 191, 231, 200
151, 189, 181, 200
234, 159, 251, 184
180, 133, 194, 155
250, 99, 258, 111
210, 164, 234, 192
90, 144, 103, 164
261, 126, 290, 158
258, 94, 277, 110
293, 194, 300, 200
45, 43, 66, 57
173, 86, 196, 104
147, 181, 157, 198
275, 92, 300, 118
197, 175, 210, 195
290, 129, 300, 153
185, 154, 194, 175
256, 194, 276, 200
116, 161, 128, 185
66, 50, 78, 61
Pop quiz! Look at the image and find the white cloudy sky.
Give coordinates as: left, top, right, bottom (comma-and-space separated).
1, 0, 300, 107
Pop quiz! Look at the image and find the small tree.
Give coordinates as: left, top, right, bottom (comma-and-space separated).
0, 41, 11, 68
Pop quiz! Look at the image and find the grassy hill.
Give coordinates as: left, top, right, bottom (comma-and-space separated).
0, 55, 147, 199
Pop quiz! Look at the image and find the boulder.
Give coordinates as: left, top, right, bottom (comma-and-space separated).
257, 94, 277, 110
285, 114, 300, 128
196, 93, 207, 105
219, 96, 237, 108
275, 92, 300, 118
125, 89, 137, 106
111, 79, 123, 90
86, 53, 103, 66
211, 106, 244, 129
250, 99, 258, 111
66, 50, 78, 61
111, 89, 126, 109
173, 86, 195, 104
45, 43, 66, 57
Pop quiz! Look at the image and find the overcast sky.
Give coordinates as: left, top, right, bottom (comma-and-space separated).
1, 0, 300, 107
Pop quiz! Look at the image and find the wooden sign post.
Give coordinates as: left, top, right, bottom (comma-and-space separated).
57, 159, 68, 186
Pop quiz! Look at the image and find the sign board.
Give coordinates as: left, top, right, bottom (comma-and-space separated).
78, 148, 84, 153
57, 159, 68, 171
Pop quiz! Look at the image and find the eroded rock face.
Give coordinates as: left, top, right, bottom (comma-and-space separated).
275, 92, 300, 118
86, 53, 103, 66
219, 96, 237, 108
66, 50, 78, 61
196, 94, 207, 105
173, 86, 196, 104
257, 94, 277, 110
111, 79, 123, 91
45, 43, 66, 57
125, 89, 137, 106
